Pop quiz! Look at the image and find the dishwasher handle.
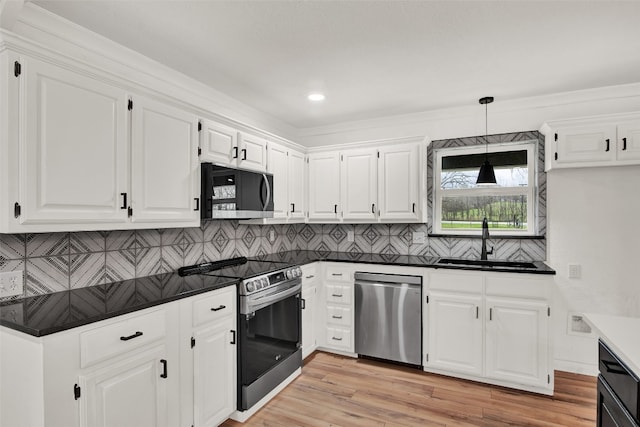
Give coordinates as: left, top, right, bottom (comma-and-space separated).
354, 272, 422, 287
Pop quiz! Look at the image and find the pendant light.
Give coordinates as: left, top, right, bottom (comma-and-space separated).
476, 96, 497, 185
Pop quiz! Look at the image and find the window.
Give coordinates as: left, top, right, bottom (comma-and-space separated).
433, 141, 537, 235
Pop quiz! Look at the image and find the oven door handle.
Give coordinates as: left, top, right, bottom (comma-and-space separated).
247, 283, 301, 312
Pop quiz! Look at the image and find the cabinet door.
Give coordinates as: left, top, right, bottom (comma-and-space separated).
79, 345, 168, 427
617, 121, 640, 162
308, 153, 340, 220
341, 149, 377, 221
378, 144, 420, 221
555, 125, 617, 165
200, 120, 238, 166
288, 149, 306, 219
485, 296, 549, 388
21, 57, 129, 226
301, 286, 317, 359
131, 95, 200, 224
238, 133, 267, 172
427, 291, 483, 376
193, 322, 236, 427
267, 143, 289, 219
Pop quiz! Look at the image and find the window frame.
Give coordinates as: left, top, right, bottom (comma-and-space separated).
433, 141, 538, 236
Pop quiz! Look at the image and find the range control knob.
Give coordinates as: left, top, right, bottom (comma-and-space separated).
246, 281, 255, 292
295, 267, 302, 277
260, 277, 269, 288
286, 269, 293, 279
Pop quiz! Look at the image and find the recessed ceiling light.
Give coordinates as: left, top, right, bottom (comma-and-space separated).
308, 93, 325, 102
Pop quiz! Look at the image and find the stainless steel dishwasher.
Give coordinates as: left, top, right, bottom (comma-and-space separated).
354, 272, 422, 366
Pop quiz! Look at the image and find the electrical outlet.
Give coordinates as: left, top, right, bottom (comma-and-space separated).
412, 231, 425, 245
568, 264, 581, 279
0, 270, 24, 298
269, 229, 275, 243
347, 230, 354, 242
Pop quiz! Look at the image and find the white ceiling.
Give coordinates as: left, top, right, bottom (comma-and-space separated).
32, 0, 640, 129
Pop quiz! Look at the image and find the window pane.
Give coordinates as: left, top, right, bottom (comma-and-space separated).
440, 150, 528, 189
440, 195, 528, 231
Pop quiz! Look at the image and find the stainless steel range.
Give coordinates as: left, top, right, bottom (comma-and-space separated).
179, 257, 303, 412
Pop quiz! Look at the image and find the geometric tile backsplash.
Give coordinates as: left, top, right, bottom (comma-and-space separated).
0, 131, 546, 300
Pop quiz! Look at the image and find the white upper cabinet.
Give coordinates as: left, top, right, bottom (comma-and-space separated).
199, 119, 267, 172
267, 142, 289, 219
288, 149, 306, 219
18, 56, 130, 227
130, 95, 200, 224
238, 132, 267, 172
341, 149, 377, 221
541, 113, 640, 170
199, 120, 238, 166
308, 152, 341, 221
377, 143, 420, 221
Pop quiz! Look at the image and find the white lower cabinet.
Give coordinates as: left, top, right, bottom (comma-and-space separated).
485, 296, 549, 388
301, 263, 319, 359
425, 270, 553, 395
427, 291, 483, 376
320, 263, 355, 353
0, 286, 237, 427
78, 344, 169, 427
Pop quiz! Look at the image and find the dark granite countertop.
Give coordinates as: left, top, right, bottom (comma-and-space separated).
1, 250, 554, 338
252, 250, 556, 275
0, 273, 238, 337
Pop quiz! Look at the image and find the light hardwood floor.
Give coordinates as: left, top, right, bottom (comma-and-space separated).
222, 351, 597, 427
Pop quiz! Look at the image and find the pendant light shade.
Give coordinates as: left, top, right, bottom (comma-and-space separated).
476, 96, 497, 185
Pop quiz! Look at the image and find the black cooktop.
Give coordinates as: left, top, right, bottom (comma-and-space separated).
179, 256, 294, 281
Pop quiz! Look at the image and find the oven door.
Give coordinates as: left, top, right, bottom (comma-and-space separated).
238, 290, 302, 408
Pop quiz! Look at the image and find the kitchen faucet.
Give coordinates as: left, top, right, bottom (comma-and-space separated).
481, 217, 493, 260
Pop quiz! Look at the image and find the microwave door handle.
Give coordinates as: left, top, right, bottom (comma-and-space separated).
262, 173, 271, 211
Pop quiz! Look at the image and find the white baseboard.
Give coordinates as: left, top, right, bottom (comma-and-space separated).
554, 359, 598, 376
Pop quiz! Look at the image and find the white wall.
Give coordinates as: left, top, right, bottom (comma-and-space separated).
547, 165, 640, 374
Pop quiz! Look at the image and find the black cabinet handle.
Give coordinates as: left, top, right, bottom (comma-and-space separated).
332, 315, 343, 319
372, 203, 375, 214
301, 298, 306, 310
210, 305, 226, 311
194, 198, 199, 211
120, 193, 127, 210
160, 359, 167, 379
120, 331, 143, 341
489, 308, 493, 321
334, 204, 337, 214
233, 146, 238, 159
622, 137, 627, 151
331, 337, 343, 341
602, 360, 628, 375
291, 203, 295, 212
605, 139, 610, 152
305, 275, 315, 279
230, 330, 236, 345
331, 293, 343, 298
412, 202, 416, 213
241, 148, 247, 160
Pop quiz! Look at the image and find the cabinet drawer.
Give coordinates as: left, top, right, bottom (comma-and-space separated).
599, 340, 640, 423
326, 327, 352, 350
80, 308, 166, 368
192, 286, 235, 327
326, 306, 352, 326
326, 284, 352, 304
301, 263, 318, 281
325, 266, 353, 282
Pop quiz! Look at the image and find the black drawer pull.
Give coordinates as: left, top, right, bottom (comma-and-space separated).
241, 148, 247, 160
331, 294, 343, 298
305, 275, 315, 279
120, 193, 127, 210
332, 315, 343, 319
331, 337, 343, 341
233, 146, 238, 159
194, 198, 199, 211
331, 273, 343, 276
291, 203, 295, 212
334, 204, 337, 214
230, 330, 236, 345
622, 137, 627, 151
605, 139, 610, 152
120, 331, 143, 341
210, 305, 226, 312
160, 359, 167, 378
602, 360, 629, 375
412, 202, 416, 213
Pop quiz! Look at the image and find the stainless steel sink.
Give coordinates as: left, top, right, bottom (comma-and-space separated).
436, 258, 537, 269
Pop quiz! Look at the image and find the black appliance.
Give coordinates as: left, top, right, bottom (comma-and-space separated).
597, 340, 640, 427
201, 163, 274, 219
179, 257, 303, 412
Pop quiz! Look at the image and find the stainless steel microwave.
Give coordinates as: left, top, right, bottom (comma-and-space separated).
201, 164, 274, 219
